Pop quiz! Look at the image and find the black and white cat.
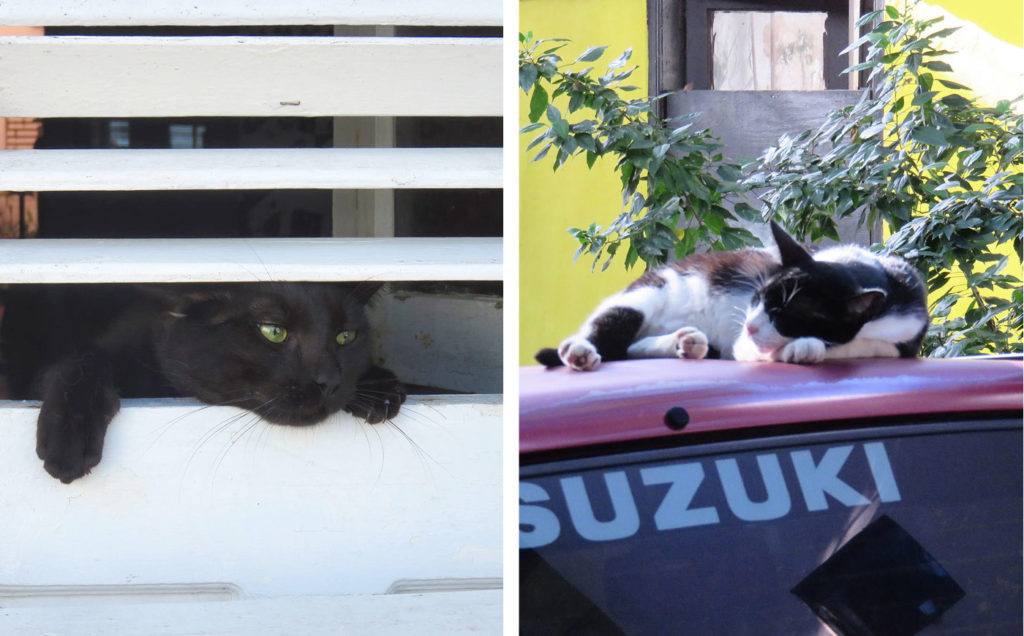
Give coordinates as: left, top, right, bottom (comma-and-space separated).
537, 221, 928, 370
1, 283, 406, 483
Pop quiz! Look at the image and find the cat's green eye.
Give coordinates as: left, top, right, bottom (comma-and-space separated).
259, 324, 288, 343
336, 329, 357, 346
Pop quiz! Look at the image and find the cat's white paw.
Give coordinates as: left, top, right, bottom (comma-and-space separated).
673, 327, 709, 360
776, 337, 826, 364
558, 337, 602, 371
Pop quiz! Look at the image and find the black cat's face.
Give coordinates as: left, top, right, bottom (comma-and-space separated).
744, 265, 884, 352
738, 222, 886, 356
152, 283, 377, 426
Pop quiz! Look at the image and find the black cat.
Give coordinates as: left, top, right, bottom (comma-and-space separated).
1, 283, 406, 483
537, 221, 929, 370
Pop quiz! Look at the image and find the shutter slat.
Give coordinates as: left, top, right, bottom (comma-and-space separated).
0, 0, 502, 26
0, 36, 501, 117
0, 148, 502, 191
0, 237, 502, 283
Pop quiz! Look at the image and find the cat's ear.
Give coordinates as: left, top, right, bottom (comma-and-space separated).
848, 288, 887, 320
345, 282, 384, 305
770, 220, 813, 267
134, 284, 237, 321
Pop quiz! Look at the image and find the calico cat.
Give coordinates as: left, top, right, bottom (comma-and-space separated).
1, 282, 406, 483
536, 221, 928, 370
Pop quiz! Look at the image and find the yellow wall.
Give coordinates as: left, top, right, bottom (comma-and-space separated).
519, 0, 649, 365
931, 0, 1022, 46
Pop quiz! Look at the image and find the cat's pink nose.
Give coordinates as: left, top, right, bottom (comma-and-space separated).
746, 324, 758, 335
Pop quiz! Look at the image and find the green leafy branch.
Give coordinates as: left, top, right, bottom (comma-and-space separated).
518, 31, 758, 271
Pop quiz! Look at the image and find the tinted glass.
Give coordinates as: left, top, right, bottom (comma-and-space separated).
520, 422, 1022, 635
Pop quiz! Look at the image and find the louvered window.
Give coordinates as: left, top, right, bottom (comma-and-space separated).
0, 1, 501, 628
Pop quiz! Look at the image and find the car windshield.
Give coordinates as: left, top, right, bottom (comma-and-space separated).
520, 421, 1022, 635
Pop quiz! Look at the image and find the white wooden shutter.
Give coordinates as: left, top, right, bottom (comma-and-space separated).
0, 2, 502, 633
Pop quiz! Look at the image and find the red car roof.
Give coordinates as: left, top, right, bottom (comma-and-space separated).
520, 357, 1023, 455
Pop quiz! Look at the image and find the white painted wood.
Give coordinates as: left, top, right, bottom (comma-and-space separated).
0, 0, 503, 27
0, 396, 501, 597
0, 237, 502, 283
0, 148, 502, 192
0, 36, 502, 118
370, 292, 502, 393
0, 590, 502, 635
332, 117, 398, 238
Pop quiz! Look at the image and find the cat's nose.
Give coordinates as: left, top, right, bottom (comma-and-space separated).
746, 323, 759, 336
315, 380, 339, 397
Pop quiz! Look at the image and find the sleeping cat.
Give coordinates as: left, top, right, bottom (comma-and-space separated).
1, 282, 406, 483
536, 221, 928, 370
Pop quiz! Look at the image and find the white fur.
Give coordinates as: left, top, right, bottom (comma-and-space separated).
559, 270, 747, 370
777, 337, 827, 363
557, 336, 602, 371
733, 300, 788, 362
855, 313, 925, 344
824, 338, 900, 359
813, 244, 880, 266
637, 270, 749, 353
627, 326, 708, 360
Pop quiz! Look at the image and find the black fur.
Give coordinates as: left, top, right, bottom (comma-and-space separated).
2, 283, 406, 483
758, 222, 927, 353
540, 307, 645, 369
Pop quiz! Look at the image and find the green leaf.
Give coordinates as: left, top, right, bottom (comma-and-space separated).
525, 131, 550, 152
552, 118, 570, 140
732, 202, 763, 223
923, 60, 953, 72
716, 164, 743, 182
937, 78, 970, 91
860, 122, 885, 139
924, 27, 960, 40
607, 47, 632, 70
519, 63, 539, 94
857, 9, 883, 27
575, 46, 608, 63
885, 5, 899, 19
545, 103, 562, 123
703, 208, 727, 234
528, 84, 548, 123
910, 126, 950, 146
911, 91, 938, 107
842, 60, 876, 74
902, 38, 931, 54
941, 94, 971, 108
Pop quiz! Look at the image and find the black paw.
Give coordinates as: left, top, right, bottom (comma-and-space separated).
36, 355, 120, 483
345, 366, 407, 424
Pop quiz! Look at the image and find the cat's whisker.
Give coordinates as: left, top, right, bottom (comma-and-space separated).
210, 413, 264, 484
382, 420, 449, 477
145, 397, 255, 456
183, 409, 253, 476
359, 419, 387, 484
